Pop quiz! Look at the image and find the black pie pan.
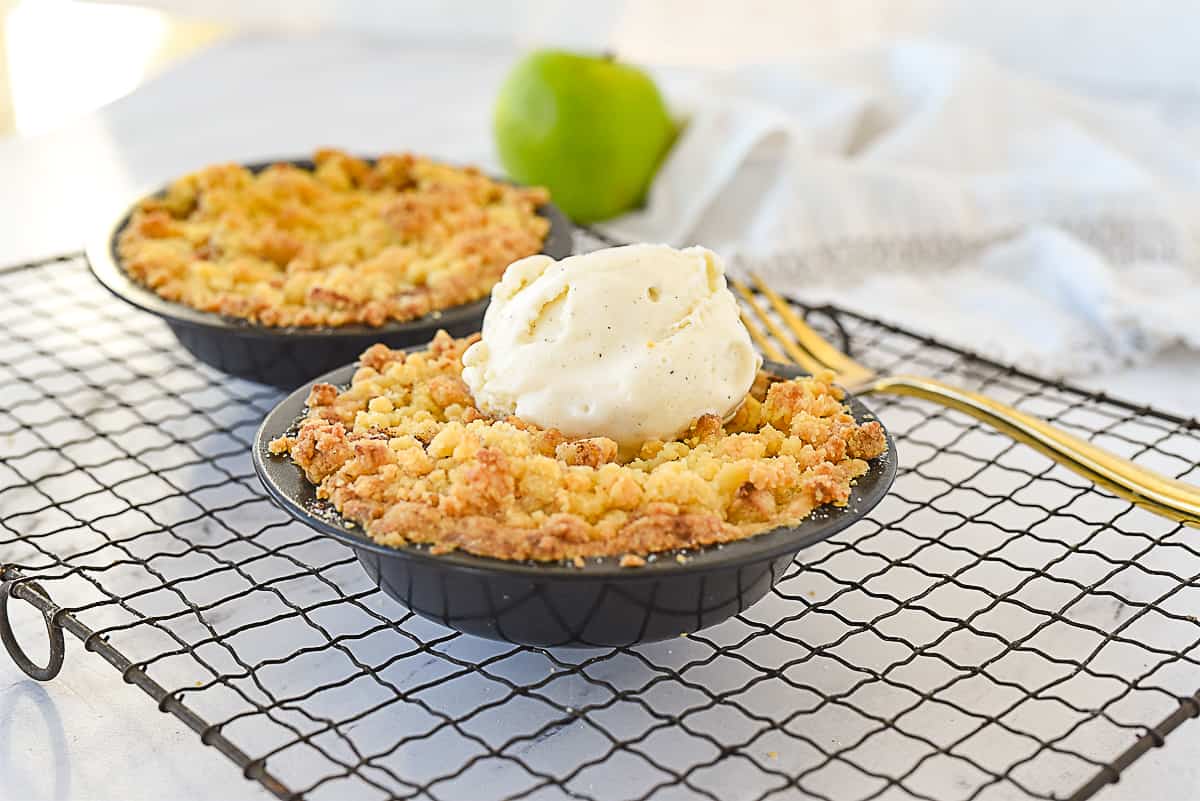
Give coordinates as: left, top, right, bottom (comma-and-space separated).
86, 158, 574, 389
252, 356, 898, 648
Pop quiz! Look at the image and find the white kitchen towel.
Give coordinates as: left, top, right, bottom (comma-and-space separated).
606, 42, 1200, 376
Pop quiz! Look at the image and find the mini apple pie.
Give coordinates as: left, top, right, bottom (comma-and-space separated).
269, 332, 887, 566
118, 149, 550, 327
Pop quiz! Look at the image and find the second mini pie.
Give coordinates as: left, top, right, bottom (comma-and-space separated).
117, 148, 551, 328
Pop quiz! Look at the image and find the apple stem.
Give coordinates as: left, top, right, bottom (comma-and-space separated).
602, 50, 616, 61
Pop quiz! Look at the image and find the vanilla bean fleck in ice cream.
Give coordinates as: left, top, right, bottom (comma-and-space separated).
461, 244, 762, 447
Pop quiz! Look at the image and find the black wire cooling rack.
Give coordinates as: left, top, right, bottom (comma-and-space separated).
1, 246, 1199, 801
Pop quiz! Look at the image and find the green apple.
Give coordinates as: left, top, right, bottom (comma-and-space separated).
494, 50, 675, 223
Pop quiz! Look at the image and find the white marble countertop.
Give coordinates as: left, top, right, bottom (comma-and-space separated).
0, 29, 1197, 801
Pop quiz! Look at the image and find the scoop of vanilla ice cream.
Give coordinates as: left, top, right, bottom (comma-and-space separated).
460, 244, 761, 448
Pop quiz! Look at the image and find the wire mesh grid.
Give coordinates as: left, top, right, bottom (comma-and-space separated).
1, 250, 1199, 801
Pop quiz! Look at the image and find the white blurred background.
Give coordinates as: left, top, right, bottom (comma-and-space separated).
1, 0, 1198, 137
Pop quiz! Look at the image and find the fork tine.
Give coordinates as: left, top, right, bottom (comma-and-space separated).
750, 274, 876, 385
730, 278, 827, 375
738, 309, 786, 363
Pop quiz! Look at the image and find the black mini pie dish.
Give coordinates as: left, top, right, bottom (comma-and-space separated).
86, 157, 574, 389
252, 356, 898, 648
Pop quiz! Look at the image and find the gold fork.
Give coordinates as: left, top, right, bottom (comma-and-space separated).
733, 275, 1200, 526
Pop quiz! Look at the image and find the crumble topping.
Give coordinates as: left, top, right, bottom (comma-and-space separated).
269, 332, 887, 564
118, 149, 550, 327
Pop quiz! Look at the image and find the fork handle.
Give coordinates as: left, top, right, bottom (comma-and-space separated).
865, 374, 1200, 526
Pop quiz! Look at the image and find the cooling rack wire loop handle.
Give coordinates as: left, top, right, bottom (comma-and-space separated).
0, 569, 66, 682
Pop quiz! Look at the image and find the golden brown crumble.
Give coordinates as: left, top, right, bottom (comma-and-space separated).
269, 332, 887, 565
118, 149, 550, 327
